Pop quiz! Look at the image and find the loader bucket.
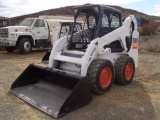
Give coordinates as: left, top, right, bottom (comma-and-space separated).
42, 51, 51, 62
10, 64, 92, 118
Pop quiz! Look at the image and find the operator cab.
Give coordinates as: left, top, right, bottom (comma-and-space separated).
69, 4, 122, 51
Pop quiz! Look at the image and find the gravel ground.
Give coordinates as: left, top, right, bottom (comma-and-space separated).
0, 50, 160, 120
139, 34, 160, 53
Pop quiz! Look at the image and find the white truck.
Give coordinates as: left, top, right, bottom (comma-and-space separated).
0, 16, 73, 54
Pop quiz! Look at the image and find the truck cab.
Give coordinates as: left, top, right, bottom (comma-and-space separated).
24, 18, 49, 42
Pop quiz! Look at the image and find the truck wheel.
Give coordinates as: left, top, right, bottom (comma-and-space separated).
19, 37, 32, 54
87, 59, 114, 94
114, 55, 135, 85
0, 46, 5, 51
5, 46, 16, 52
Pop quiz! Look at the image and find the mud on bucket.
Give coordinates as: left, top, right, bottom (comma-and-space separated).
10, 64, 92, 118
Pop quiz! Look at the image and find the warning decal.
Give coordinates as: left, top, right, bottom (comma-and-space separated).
132, 43, 138, 49
132, 38, 139, 49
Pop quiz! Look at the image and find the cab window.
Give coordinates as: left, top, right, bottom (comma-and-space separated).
101, 14, 109, 27
111, 14, 120, 28
34, 19, 45, 27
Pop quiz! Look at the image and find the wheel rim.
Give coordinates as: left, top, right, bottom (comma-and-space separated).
125, 63, 133, 80
24, 41, 31, 52
100, 67, 112, 88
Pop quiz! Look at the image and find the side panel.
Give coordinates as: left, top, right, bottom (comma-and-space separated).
49, 36, 69, 68
128, 31, 139, 68
80, 39, 99, 76
51, 26, 61, 45
97, 53, 122, 65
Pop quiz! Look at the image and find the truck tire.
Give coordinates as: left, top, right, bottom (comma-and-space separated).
0, 46, 5, 51
5, 46, 16, 52
114, 55, 135, 85
87, 59, 114, 94
19, 37, 32, 54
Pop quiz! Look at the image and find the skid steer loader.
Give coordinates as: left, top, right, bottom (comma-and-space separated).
10, 4, 139, 118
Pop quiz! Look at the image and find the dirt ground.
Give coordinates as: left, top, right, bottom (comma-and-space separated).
0, 35, 160, 120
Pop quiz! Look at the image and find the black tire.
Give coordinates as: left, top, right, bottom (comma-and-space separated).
19, 37, 32, 54
115, 55, 135, 85
87, 59, 114, 94
0, 46, 5, 51
5, 46, 16, 52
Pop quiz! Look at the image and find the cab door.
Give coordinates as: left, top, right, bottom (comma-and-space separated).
32, 19, 49, 40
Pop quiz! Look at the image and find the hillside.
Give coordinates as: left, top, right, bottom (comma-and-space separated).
0, 17, 8, 19
10, 4, 160, 24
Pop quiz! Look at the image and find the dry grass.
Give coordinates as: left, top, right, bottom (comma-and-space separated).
139, 34, 160, 53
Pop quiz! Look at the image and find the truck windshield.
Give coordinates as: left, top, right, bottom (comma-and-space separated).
19, 19, 34, 26
0, 20, 9, 27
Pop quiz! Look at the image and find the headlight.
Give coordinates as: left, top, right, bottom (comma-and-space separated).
11, 34, 15, 38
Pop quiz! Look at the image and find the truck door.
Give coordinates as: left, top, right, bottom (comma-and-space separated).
32, 19, 49, 40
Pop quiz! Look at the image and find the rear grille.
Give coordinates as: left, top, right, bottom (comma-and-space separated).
0, 28, 8, 38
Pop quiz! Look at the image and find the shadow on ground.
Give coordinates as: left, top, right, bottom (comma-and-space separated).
58, 80, 155, 120
0, 50, 47, 61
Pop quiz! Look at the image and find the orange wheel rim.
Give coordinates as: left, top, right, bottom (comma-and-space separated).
100, 67, 112, 88
125, 63, 133, 80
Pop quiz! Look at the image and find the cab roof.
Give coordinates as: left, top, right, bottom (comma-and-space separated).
73, 4, 121, 14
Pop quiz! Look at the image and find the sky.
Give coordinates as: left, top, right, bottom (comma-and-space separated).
0, 0, 160, 18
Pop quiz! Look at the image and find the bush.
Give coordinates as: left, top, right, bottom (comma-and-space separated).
139, 21, 160, 35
